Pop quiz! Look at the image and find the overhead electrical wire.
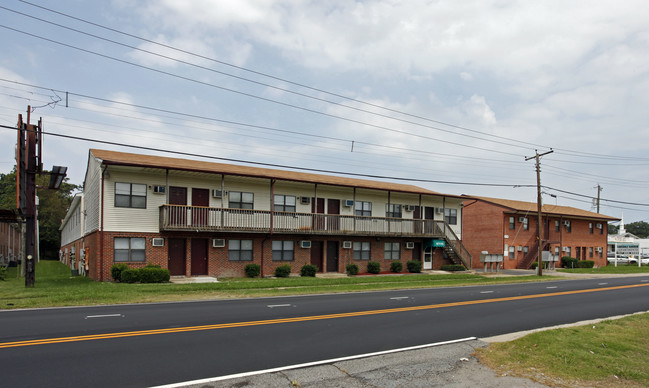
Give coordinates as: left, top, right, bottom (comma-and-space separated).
0, 122, 534, 188
0, 23, 531, 158
5, 3, 649, 163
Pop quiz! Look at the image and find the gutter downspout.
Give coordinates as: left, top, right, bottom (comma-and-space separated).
100, 165, 106, 281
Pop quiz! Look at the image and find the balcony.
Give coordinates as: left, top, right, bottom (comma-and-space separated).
160, 205, 447, 238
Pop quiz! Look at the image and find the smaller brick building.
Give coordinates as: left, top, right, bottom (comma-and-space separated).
462, 196, 618, 269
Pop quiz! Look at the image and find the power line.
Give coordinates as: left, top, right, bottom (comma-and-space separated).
0, 22, 532, 157
7, 3, 649, 162
0, 122, 534, 188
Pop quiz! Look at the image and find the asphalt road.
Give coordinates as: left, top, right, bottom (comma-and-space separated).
1, 275, 648, 387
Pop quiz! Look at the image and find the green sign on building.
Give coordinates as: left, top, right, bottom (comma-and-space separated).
432, 239, 446, 248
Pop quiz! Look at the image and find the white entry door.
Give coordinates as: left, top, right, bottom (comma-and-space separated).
423, 247, 433, 270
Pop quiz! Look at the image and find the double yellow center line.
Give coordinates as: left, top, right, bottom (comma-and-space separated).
1, 283, 647, 349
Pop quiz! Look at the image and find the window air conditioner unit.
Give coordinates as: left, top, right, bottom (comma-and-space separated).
563, 221, 571, 226
405, 205, 415, 212
436, 208, 444, 214
344, 199, 354, 207
596, 247, 603, 253
342, 241, 352, 249
300, 197, 311, 205
518, 217, 526, 223
299, 240, 312, 249
405, 242, 415, 249
153, 185, 166, 194
152, 238, 164, 247
212, 189, 224, 198
212, 239, 225, 248
562, 246, 569, 252
517, 246, 523, 251
596, 223, 603, 229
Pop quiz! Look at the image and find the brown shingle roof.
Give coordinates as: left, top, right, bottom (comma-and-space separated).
464, 195, 619, 221
90, 149, 459, 197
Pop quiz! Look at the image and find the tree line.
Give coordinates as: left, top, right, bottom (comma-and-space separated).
0, 167, 79, 260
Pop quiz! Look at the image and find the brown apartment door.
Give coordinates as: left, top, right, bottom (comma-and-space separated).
413, 206, 422, 234
168, 238, 186, 276
192, 188, 210, 227
327, 199, 340, 231
326, 241, 339, 272
312, 198, 325, 231
191, 238, 208, 276
310, 241, 323, 272
169, 186, 187, 226
424, 206, 435, 234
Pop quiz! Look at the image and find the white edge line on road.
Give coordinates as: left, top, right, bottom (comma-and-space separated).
151, 337, 478, 388
480, 291, 494, 294
390, 297, 409, 300
546, 286, 558, 289
267, 304, 292, 308
84, 314, 123, 319
598, 283, 608, 285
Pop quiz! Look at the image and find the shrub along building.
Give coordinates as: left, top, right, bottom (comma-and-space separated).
60, 149, 472, 281
462, 196, 618, 269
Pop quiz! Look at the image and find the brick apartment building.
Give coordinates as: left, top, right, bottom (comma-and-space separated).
0, 210, 21, 266
60, 149, 472, 281
462, 196, 618, 269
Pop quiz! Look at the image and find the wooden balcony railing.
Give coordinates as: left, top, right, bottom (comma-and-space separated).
160, 204, 449, 238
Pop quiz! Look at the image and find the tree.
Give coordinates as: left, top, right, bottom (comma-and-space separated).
608, 224, 619, 235
0, 167, 79, 260
625, 221, 649, 239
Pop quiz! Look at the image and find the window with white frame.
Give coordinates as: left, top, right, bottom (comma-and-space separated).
509, 216, 515, 230
508, 245, 515, 259
228, 239, 253, 261
115, 183, 146, 208
523, 246, 529, 255
355, 201, 372, 217
555, 220, 560, 232
386, 204, 402, 218
229, 191, 254, 209
445, 208, 457, 225
273, 195, 296, 212
353, 241, 371, 260
114, 237, 145, 262
522, 217, 529, 230
384, 242, 400, 260
272, 241, 294, 261
589, 223, 594, 234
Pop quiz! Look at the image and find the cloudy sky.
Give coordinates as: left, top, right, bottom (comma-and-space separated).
1, 0, 648, 223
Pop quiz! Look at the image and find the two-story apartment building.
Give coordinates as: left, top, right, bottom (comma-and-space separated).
462, 196, 618, 269
61, 149, 472, 281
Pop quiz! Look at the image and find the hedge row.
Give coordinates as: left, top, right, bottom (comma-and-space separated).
110, 264, 170, 283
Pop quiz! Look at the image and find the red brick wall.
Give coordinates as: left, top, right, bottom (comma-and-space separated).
463, 200, 609, 269
462, 200, 506, 268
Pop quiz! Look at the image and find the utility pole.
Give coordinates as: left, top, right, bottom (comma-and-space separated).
525, 149, 553, 276
16, 106, 42, 287
595, 184, 603, 213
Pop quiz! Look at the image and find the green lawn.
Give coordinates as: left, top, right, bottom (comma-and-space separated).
558, 265, 649, 274
477, 313, 649, 387
0, 260, 555, 309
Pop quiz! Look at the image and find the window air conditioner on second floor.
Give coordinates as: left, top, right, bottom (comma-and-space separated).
300, 197, 311, 205
212, 190, 225, 198
344, 199, 354, 207
405, 205, 415, 212
153, 185, 166, 194
435, 208, 444, 214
